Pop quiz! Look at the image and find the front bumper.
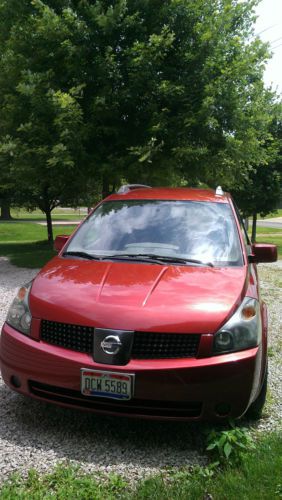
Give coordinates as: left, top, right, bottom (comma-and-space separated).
0, 323, 263, 421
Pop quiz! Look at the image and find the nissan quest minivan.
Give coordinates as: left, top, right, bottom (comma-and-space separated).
0, 185, 277, 421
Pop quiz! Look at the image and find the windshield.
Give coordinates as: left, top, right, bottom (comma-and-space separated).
66, 200, 243, 267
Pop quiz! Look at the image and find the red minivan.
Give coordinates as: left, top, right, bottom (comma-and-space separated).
0, 185, 277, 421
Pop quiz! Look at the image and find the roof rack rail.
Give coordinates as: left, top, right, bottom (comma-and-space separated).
117, 184, 152, 194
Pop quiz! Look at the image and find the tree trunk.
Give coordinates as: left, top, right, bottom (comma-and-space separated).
45, 208, 54, 243
102, 176, 110, 199
0, 201, 12, 220
251, 213, 257, 243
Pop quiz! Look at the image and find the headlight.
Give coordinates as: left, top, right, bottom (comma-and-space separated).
213, 297, 261, 355
6, 282, 33, 335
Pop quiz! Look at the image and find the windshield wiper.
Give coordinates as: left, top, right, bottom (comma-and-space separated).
100, 254, 164, 265
102, 254, 214, 267
137, 254, 214, 267
63, 251, 214, 267
63, 251, 101, 261
141, 255, 214, 267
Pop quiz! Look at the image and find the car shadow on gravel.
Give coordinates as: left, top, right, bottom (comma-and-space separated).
0, 382, 210, 469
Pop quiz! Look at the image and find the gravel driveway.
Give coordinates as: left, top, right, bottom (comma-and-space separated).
0, 257, 281, 483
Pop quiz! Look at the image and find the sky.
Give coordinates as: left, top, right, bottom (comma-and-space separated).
255, 0, 282, 95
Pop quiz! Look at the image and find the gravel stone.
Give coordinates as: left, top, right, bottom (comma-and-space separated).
0, 256, 281, 483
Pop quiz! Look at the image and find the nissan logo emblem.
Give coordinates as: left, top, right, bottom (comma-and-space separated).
101, 335, 122, 355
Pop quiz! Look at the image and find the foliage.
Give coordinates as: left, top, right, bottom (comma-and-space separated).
0, 138, 17, 218
231, 117, 282, 241
0, 0, 86, 236
0, 433, 281, 500
0, 465, 128, 500
232, 163, 281, 221
0, 0, 281, 234
276, 483, 282, 498
205, 421, 256, 466
261, 209, 282, 218
155, 431, 281, 500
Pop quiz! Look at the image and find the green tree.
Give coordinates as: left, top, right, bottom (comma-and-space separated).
0, 0, 86, 239
0, 140, 14, 219
0, 0, 280, 239
231, 117, 282, 241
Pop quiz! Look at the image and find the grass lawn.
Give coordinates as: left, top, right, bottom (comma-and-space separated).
253, 226, 282, 235
0, 432, 281, 499
134, 432, 282, 500
0, 222, 77, 242
10, 207, 86, 221
0, 223, 76, 268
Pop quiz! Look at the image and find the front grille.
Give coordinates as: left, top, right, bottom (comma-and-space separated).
29, 380, 202, 418
41, 320, 200, 359
131, 331, 199, 359
41, 320, 93, 353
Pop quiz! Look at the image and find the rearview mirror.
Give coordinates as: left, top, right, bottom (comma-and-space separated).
250, 243, 277, 264
54, 235, 69, 253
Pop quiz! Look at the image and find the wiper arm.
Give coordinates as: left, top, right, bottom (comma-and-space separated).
103, 254, 214, 267
100, 254, 164, 265
63, 251, 100, 261
136, 254, 214, 267
63, 252, 213, 267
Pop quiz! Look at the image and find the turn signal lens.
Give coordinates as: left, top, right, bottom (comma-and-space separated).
241, 305, 256, 320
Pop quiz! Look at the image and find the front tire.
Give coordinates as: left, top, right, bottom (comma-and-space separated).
245, 367, 268, 420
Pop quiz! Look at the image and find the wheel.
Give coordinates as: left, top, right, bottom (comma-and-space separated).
245, 367, 268, 420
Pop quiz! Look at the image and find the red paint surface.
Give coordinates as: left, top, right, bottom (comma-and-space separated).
0, 323, 261, 420
106, 187, 230, 203
30, 258, 247, 334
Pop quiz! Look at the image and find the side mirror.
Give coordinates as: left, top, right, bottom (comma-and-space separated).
250, 243, 277, 264
54, 235, 69, 253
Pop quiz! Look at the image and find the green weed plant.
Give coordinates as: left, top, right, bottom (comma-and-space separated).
206, 421, 256, 467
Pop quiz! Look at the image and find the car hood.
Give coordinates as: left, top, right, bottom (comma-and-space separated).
30, 257, 248, 334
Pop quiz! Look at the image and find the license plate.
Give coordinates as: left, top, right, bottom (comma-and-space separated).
81, 369, 134, 400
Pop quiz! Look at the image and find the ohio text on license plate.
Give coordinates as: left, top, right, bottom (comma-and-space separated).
81, 369, 134, 400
